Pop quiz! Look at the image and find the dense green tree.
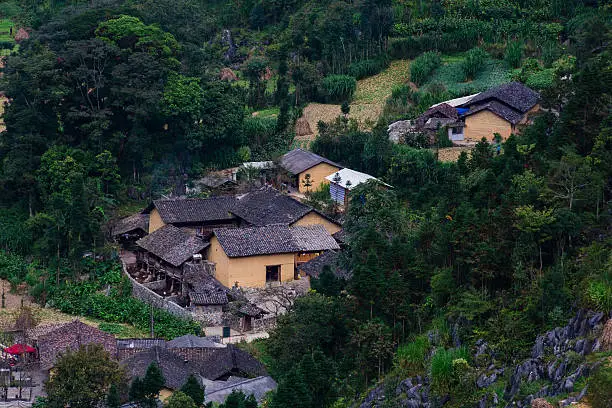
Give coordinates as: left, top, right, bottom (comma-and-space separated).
45, 345, 125, 408
165, 391, 197, 408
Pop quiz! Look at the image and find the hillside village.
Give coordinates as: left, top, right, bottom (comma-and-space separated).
0, 1, 610, 408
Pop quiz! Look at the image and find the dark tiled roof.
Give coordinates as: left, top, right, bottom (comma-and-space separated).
332, 229, 346, 243
280, 148, 341, 175
416, 103, 458, 127
153, 196, 237, 224
198, 345, 267, 380
214, 224, 339, 258
464, 82, 539, 113
167, 335, 225, 349
198, 174, 237, 189
122, 347, 200, 390
136, 225, 209, 267
464, 100, 524, 124
37, 321, 117, 370
238, 303, 267, 317
300, 250, 340, 278
183, 263, 229, 305
112, 214, 149, 236
117, 339, 167, 350
232, 187, 312, 226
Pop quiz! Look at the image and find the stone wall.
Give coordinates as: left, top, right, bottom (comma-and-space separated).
122, 261, 192, 320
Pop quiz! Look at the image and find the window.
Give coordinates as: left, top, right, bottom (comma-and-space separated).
266, 265, 280, 282
452, 127, 463, 134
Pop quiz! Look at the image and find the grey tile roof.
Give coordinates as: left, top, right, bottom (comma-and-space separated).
198, 344, 267, 380
463, 100, 525, 124
416, 103, 458, 128
183, 263, 229, 305
464, 82, 539, 113
153, 196, 237, 224
214, 224, 340, 258
112, 213, 149, 236
136, 225, 209, 267
121, 347, 200, 390
167, 335, 226, 349
232, 187, 312, 226
117, 338, 167, 350
280, 148, 341, 175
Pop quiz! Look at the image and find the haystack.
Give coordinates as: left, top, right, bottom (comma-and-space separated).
531, 398, 553, 408
220, 68, 238, 82
295, 117, 313, 136
601, 318, 612, 351
14, 28, 30, 43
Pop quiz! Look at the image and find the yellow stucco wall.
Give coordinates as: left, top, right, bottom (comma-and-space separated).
207, 237, 296, 288
291, 211, 341, 235
464, 110, 513, 142
298, 163, 340, 193
517, 104, 541, 126
148, 208, 165, 233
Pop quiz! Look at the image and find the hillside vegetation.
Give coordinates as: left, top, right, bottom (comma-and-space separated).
0, 0, 610, 407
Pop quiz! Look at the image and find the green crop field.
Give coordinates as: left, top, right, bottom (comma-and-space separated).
0, 19, 14, 42
425, 54, 511, 95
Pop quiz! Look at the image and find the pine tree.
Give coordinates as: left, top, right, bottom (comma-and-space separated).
180, 375, 204, 406
106, 384, 121, 408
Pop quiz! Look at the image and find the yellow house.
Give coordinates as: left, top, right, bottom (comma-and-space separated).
419, 82, 541, 143
232, 186, 342, 235
280, 148, 342, 193
459, 82, 540, 142
207, 224, 340, 288
144, 196, 238, 234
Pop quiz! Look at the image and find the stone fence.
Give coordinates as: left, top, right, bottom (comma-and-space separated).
121, 261, 192, 320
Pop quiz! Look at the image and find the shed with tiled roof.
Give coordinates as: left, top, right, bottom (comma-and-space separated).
280, 149, 342, 193
136, 224, 208, 268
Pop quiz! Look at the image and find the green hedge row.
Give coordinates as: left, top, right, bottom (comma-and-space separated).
410, 52, 441, 86
348, 56, 390, 80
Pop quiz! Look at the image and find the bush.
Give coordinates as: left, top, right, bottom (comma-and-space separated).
461, 47, 489, 81
320, 75, 357, 103
429, 347, 470, 396
349, 56, 390, 80
410, 52, 441, 86
590, 361, 612, 408
525, 68, 555, 90
504, 40, 523, 69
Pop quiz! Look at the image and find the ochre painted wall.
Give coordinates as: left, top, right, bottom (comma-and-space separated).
207, 237, 296, 288
291, 211, 342, 234
298, 163, 340, 193
148, 208, 165, 233
464, 110, 513, 142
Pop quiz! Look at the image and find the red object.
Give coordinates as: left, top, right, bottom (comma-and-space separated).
4, 344, 36, 355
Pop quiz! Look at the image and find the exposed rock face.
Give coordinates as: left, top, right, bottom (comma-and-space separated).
358, 311, 610, 408
221, 29, 237, 62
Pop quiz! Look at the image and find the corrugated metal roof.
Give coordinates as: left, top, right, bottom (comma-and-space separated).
326, 168, 387, 190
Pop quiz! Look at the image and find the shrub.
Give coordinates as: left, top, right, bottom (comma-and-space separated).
504, 40, 523, 69
461, 47, 489, 81
320, 75, 357, 103
349, 56, 390, 80
590, 361, 612, 408
410, 52, 441, 86
394, 335, 430, 375
429, 347, 470, 396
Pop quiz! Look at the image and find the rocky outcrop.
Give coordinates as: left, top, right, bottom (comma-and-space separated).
387, 120, 415, 143
358, 310, 610, 408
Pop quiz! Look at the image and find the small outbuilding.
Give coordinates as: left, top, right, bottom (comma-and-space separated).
280, 149, 342, 193
326, 168, 389, 207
